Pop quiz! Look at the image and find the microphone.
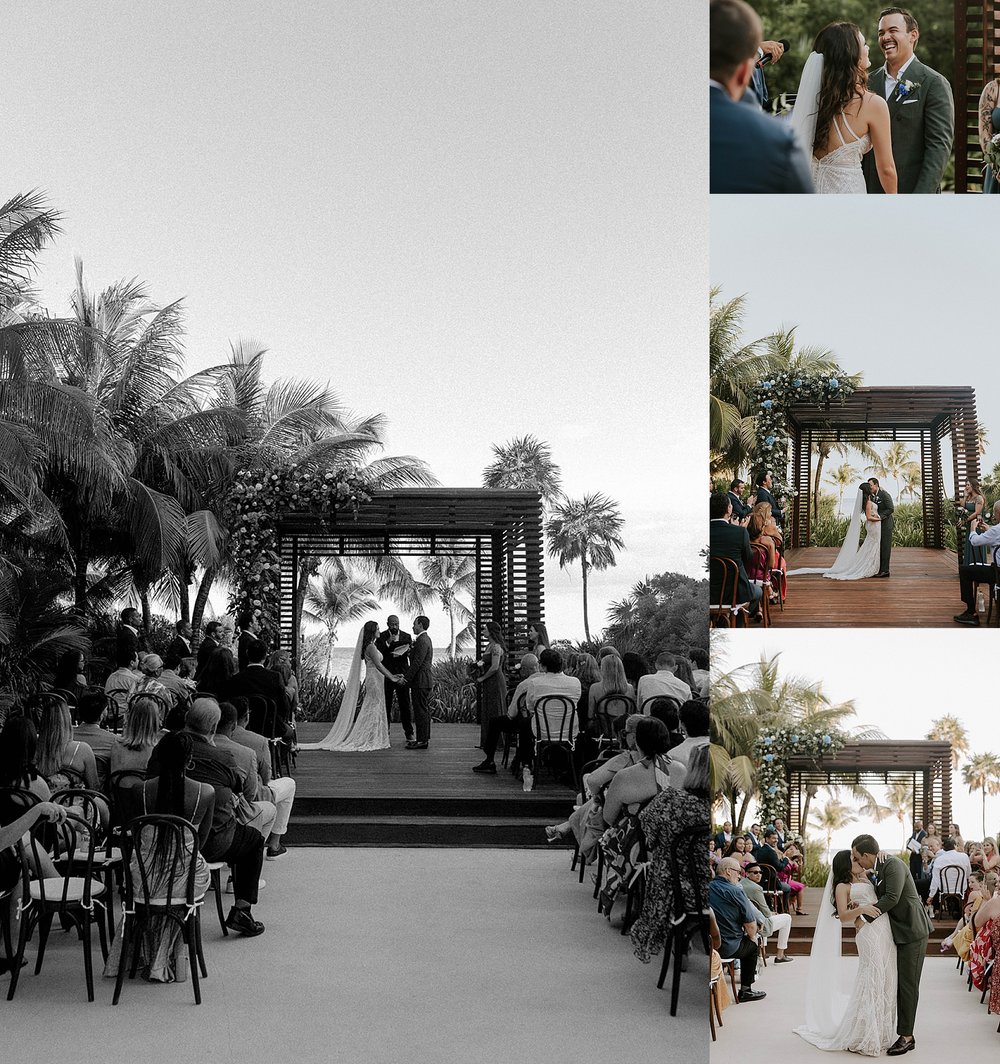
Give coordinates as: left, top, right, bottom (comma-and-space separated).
758, 40, 790, 67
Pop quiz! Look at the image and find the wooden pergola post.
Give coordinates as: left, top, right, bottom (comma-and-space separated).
955, 1, 999, 193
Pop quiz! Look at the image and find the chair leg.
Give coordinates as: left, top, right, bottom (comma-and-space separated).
112, 918, 132, 1005
657, 927, 674, 990
593, 848, 604, 902
212, 869, 228, 936
185, 918, 202, 1005
728, 961, 738, 1002
96, 903, 109, 963
195, 910, 207, 978
713, 984, 724, 1028
82, 912, 95, 1002
34, 910, 53, 974
670, 930, 689, 1016
709, 988, 716, 1041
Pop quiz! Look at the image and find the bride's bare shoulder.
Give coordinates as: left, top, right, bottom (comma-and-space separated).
862, 91, 889, 115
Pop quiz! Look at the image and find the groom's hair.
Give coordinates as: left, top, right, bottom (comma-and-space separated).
868, 477, 880, 488
709, 492, 730, 520
414, 616, 430, 631
709, 0, 761, 80
879, 7, 919, 36
851, 834, 880, 856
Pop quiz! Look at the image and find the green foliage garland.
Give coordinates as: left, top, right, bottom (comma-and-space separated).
752, 372, 854, 503
227, 468, 372, 645
755, 725, 847, 826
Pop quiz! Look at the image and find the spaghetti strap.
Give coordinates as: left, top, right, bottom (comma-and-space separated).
831, 113, 848, 147
838, 110, 862, 144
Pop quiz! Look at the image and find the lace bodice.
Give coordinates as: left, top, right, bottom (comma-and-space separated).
812, 111, 870, 194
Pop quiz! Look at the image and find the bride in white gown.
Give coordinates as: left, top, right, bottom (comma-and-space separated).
794, 850, 897, 1056
789, 23, 897, 194
788, 483, 882, 581
298, 620, 393, 752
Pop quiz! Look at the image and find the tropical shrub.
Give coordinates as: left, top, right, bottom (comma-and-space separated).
429, 656, 478, 724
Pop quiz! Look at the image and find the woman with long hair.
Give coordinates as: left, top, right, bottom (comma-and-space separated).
0, 717, 49, 799
266, 649, 299, 717
35, 697, 99, 790
959, 478, 988, 565
979, 66, 1000, 194
475, 621, 508, 749
790, 22, 896, 194
570, 651, 601, 732
51, 649, 89, 704
110, 696, 163, 776
527, 621, 550, 656
981, 836, 1000, 874
104, 731, 215, 983
587, 652, 635, 722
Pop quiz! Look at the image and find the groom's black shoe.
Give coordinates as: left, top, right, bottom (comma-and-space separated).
875, 571, 890, 578
737, 988, 766, 1002
954, 611, 980, 626
886, 1037, 915, 1056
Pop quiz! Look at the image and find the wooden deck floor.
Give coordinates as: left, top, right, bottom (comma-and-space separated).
776, 548, 964, 628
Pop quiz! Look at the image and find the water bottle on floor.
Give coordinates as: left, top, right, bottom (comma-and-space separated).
522, 767, 534, 792
977, 589, 986, 614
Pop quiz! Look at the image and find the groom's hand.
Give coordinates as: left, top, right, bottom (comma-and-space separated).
858, 904, 881, 919
758, 40, 785, 65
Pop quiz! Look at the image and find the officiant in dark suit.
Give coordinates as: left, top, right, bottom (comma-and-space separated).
376, 615, 413, 742
710, 0, 813, 193
863, 8, 954, 194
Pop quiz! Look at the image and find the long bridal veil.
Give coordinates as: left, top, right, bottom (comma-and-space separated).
298, 628, 364, 751
795, 869, 854, 1041
787, 488, 865, 577
789, 51, 825, 158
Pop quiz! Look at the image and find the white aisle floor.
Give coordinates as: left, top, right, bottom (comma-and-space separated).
711, 952, 996, 1062
1, 848, 704, 1064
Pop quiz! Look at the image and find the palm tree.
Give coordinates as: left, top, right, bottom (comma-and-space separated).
482, 435, 563, 506
810, 797, 857, 864
962, 753, 1000, 838
825, 462, 860, 515
926, 715, 970, 770
900, 464, 922, 502
867, 442, 916, 501
885, 776, 915, 835
303, 561, 380, 676
546, 493, 625, 643
416, 555, 476, 658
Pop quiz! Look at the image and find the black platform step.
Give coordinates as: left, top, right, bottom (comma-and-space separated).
285, 814, 561, 848
293, 794, 570, 819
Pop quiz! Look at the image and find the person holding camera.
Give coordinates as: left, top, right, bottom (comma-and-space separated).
954, 499, 1000, 626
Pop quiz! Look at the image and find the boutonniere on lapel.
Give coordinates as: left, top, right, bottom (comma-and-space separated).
895, 79, 920, 103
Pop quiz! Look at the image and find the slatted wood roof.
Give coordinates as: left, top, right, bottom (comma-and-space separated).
786, 387, 977, 439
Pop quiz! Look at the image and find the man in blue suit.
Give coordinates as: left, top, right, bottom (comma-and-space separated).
710, 0, 813, 194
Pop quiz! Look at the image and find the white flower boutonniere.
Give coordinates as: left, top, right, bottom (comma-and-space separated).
895, 79, 920, 102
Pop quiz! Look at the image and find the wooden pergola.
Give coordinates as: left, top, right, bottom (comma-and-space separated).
956, 0, 999, 193
785, 740, 953, 838
787, 386, 980, 548
274, 489, 544, 665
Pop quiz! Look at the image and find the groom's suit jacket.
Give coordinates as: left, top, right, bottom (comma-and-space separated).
863, 56, 955, 194
710, 85, 813, 194
403, 631, 433, 690
872, 488, 895, 521
871, 854, 933, 944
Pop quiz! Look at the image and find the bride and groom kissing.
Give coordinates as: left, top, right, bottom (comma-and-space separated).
789, 478, 894, 580
795, 835, 932, 1057
299, 615, 433, 753
709, 2, 954, 195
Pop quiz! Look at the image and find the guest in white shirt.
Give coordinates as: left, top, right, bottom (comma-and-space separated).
637, 651, 692, 711
929, 836, 973, 903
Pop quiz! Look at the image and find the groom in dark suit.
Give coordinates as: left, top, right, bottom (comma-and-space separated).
709, 0, 813, 193
851, 834, 933, 1056
863, 8, 954, 194
401, 616, 433, 749
868, 478, 894, 577
375, 615, 413, 742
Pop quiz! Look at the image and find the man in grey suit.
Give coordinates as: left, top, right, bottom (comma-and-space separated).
863, 8, 954, 194
401, 616, 433, 749
710, 0, 813, 194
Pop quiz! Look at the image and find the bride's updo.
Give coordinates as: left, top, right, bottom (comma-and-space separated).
812, 22, 868, 152
830, 849, 854, 915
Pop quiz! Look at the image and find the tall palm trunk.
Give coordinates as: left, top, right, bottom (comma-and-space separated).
191, 566, 216, 638
73, 526, 91, 612
293, 558, 312, 655
140, 589, 152, 635
581, 557, 591, 643
800, 784, 819, 839
178, 564, 192, 624
448, 609, 456, 658
813, 445, 830, 523
326, 627, 336, 678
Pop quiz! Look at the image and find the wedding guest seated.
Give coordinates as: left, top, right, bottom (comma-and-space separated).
954, 500, 1000, 626
980, 837, 1000, 874
36, 696, 100, 791
725, 835, 755, 869
266, 650, 299, 720
637, 650, 692, 708
648, 700, 685, 749
630, 744, 712, 965
757, 828, 805, 915
136, 654, 171, 705
213, 702, 277, 841
941, 871, 997, 958
741, 861, 794, 962
473, 650, 580, 776
73, 691, 116, 790
157, 653, 196, 710
148, 698, 266, 936
569, 652, 601, 733
225, 640, 294, 741
51, 649, 89, 705
667, 700, 711, 786
709, 840, 722, 871
688, 647, 709, 699
597, 646, 620, 661
621, 652, 650, 694
109, 695, 163, 777
709, 0, 813, 194
929, 836, 972, 913
230, 698, 297, 860
708, 857, 766, 1001
104, 648, 141, 719
544, 714, 643, 854
587, 652, 635, 729
710, 492, 760, 623
601, 718, 671, 827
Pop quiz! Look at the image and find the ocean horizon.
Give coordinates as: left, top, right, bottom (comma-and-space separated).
320, 646, 459, 682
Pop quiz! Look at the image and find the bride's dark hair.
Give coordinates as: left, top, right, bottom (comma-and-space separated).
812, 22, 868, 152
830, 849, 854, 915
361, 619, 379, 651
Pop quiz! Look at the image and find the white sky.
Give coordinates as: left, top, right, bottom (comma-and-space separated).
4, 2, 706, 645
713, 629, 1000, 854
711, 196, 1000, 485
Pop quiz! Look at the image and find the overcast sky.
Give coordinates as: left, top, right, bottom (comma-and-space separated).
714, 629, 1000, 852
712, 196, 999, 489
4, 2, 705, 645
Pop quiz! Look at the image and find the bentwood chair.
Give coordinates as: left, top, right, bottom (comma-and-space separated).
113, 814, 207, 1005
757, 862, 789, 915
937, 865, 968, 920
749, 543, 772, 627
531, 695, 579, 790
500, 694, 526, 768
592, 693, 635, 753
709, 557, 751, 628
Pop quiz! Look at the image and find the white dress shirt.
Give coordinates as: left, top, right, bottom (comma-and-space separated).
884, 55, 916, 100
637, 670, 692, 709
929, 848, 972, 898
969, 522, 1000, 564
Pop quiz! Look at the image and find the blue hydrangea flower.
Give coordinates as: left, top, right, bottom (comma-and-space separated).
767, 785, 778, 795
829, 378, 839, 389
793, 378, 802, 387
765, 435, 776, 446
822, 734, 831, 745
763, 754, 774, 763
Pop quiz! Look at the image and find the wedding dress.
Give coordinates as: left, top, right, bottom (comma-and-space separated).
787, 489, 881, 581
790, 52, 869, 195
794, 879, 897, 1056
298, 631, 390, 752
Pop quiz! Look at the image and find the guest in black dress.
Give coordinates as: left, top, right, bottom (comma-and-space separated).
475, 622, 508, 749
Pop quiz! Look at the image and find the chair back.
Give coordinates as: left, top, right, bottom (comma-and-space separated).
0, 786, 41, 820
642, 695, 682, 722
756, 861, 784, 909
50, 787, 111, 855
592, 693, 635, 743
127, 813, 202, 909
23, 810, 99, 908
670, 824, 711, 919
108, 769, 148, 831
709, 556, 739, 607
939, 864, 967, 896
246, 695, 270, 735
532, 695, 577, 744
